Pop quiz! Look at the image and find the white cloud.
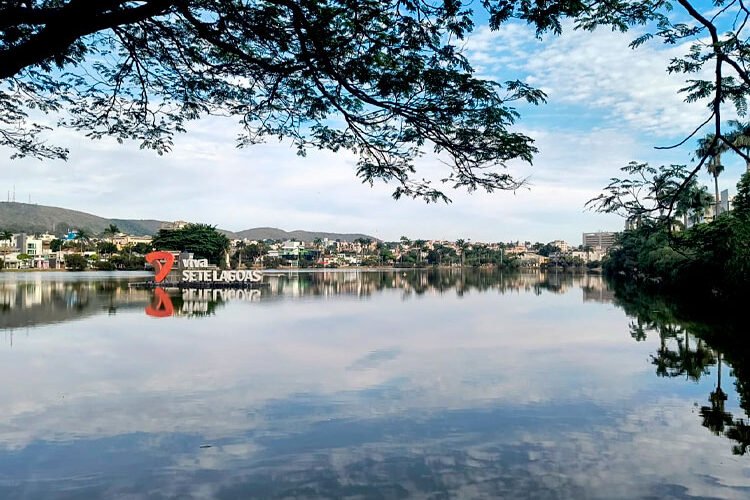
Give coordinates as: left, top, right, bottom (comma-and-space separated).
2, 20, 733, 244
466, 22, 711, 137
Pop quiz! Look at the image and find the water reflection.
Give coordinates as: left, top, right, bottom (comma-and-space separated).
0, 270, 614, 325
266, 268, 612, 300
611, 280, 750, 459
0, 270, 748, 498
0, 272, 152, 329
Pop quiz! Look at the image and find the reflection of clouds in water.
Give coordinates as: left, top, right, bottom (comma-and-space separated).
3, 399, 748, 499
0, 271, 745, 498
347, 347, 401, 371
0, 290, 654, 449
207, 400, 750, 498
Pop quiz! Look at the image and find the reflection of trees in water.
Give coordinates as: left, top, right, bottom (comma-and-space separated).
649, 324, 715, 381
0, 279, 151, 329
0, 271, 610, 326
267, 269, 607, 300
612, 279, 750, 456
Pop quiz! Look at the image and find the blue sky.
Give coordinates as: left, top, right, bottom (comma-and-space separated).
2, 17, 748, 245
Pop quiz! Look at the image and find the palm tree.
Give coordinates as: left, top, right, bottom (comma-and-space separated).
399, 236, 411, 264
676, 334, 715, 382
727, 120, 750, 171
414, 239, 426, 265
697, 134, 727, 219
708, 156, 725, 217
0, 230, 13, 268
355, 237, 372, 262
235, 240, 246, 269
75, 229, 91, 252
312, 237, 323, 253
102, 223, 119, 239
455, 239, 468, 267
674, 180, 714, 227
700, 351, 732, 436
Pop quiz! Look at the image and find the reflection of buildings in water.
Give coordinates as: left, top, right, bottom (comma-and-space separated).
580, 275, 615, 304
0, 284, 16, 309
264, 269, 607, 301
0, 271, 614, 328
0, 280, 151, 330
267, 271, 383, 298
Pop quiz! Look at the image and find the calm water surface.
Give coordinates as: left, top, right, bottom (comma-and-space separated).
0, 270, 747, 499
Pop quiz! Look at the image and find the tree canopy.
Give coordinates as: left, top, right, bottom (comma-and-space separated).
0, 0, 568, 202
3, 0, 750, 201
151, 223, 229, 264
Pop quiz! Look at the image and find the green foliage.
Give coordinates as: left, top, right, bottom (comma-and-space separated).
131, 242, 153, 255
537, 243, 561, 257
109, 254, 145, 270
4, 1, 750, 203
604, 212, 750, 296
50, 238, 63, 252
733, 171, 750, 215
97, 241, 118, 255
74, 229, 91, 251
151, 223, 229, 265
587, 162, 712, 223
230, 242, 267, 268
64, 253, 88, 271
242, 243, 266, 262
595, 163, 750, 296
102, 224, 119, 238
262, 257, 283, 269
0, 0, 584, 201
93, 260, 115, 271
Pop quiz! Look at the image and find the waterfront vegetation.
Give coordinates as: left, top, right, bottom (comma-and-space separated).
591, 166, 750, 300
0, 223, 603, 272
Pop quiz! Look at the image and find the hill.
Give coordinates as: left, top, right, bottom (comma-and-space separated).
0, 203, 377, 242
235, 227, 376, 242
0, 202, 163, 235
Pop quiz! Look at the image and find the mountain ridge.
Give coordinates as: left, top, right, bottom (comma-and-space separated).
0, 202, 376, 242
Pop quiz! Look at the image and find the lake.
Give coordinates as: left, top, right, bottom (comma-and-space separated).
0, 269, 747, 499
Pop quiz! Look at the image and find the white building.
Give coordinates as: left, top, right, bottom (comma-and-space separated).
550, 240, 570, 252
582, 232, 618, 252
17, 233, 43, 256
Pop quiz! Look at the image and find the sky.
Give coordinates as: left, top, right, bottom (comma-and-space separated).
2, 16, 748, 245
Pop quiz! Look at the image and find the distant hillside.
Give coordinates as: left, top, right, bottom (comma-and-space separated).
0, 202, 377, 242
0, 202, 164, 236
235, 227, 377, 242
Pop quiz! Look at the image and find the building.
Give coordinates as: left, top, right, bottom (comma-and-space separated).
17, 233, 43, 256
111, 234, 153, 250
160, 220, 189, 231
582, 231, 618, 252
504, 244, 528, 255
570, 249, 605, 263
720, 189, 733, 214
550, 240, 570, 252
517, 253, 548, 267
